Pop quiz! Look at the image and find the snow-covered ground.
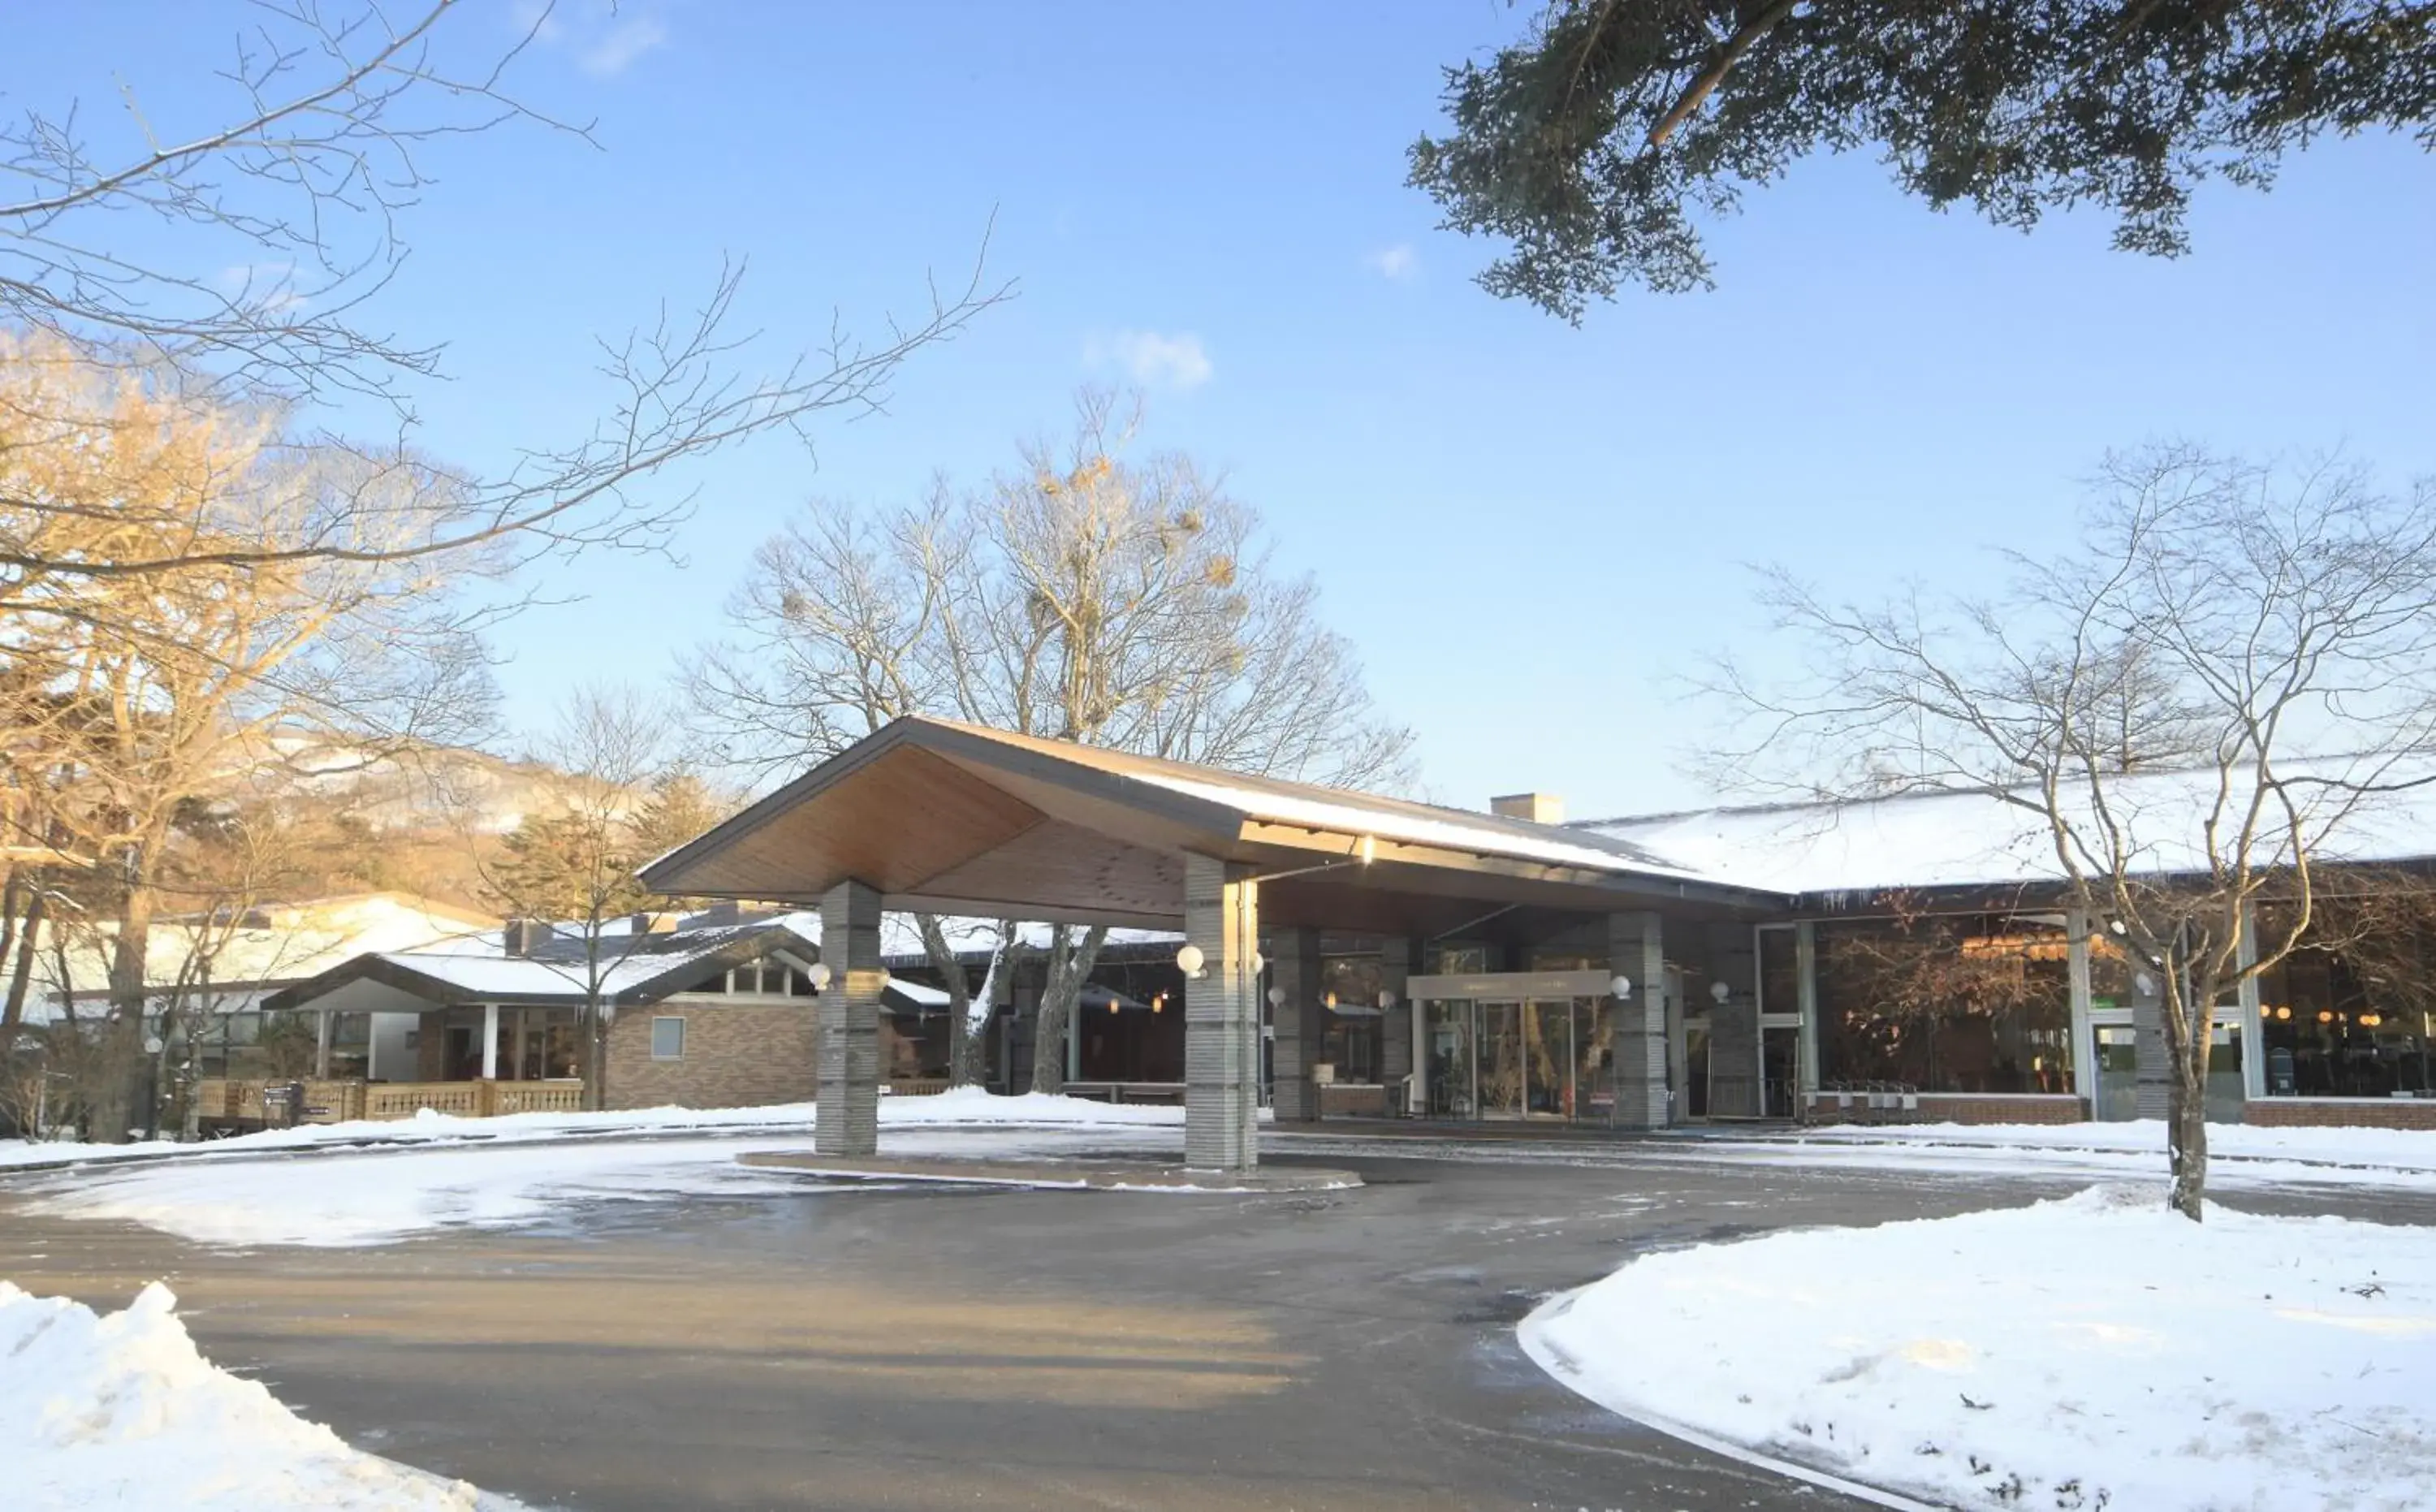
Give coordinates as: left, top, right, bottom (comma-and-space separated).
3, 1281, 526, 1510
1523, 1186, 2436, 1512
16, 1121, 1188, 1249
0, 1086, 1188, 1172
1685, 1119, 2436, 1192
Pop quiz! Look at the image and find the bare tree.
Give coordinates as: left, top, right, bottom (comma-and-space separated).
1717, 445, 2436, 1218
1, 1, 1005, 589
477, 686, 659, 1111
689, 388, 1415, 1092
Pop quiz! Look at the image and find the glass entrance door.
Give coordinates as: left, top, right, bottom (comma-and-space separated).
2093, 1024, 2138, 1121
1479, 1002, 1525, 1117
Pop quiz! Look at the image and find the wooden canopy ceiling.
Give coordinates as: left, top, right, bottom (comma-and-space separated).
641, 718, 1788, 932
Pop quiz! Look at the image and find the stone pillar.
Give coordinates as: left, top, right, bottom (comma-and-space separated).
479, 1003, 499, 1080
2067, 909, 2096, 1104
817, 879, 883, 1157
1380, 935, 1417, 1109
2236, 903, 2265, 1101
2132, 955, 2170, 1121
1794, 921, 1821, 1095
1609, 912, 1669, 1129
1269, 927, 1326, 1123
1705, 921, 1760, 1118
1184, 853, 1259, 1172
314, 1009, 333, 1079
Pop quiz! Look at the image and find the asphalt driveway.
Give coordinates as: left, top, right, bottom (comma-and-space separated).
6, 1139, 2420, 1511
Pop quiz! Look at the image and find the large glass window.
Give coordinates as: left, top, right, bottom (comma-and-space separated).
2254, 906, 2436, 1099
1320, 956, 1384, 1085
1815, 914, 2074, 1094
1422, 1000, 1474, 1117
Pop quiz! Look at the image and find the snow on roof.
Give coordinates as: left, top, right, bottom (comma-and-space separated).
1123, 768, 1700, 879
1581, 762, 2436, 896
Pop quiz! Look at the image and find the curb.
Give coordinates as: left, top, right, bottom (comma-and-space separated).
1515, 1286, 1949, 1512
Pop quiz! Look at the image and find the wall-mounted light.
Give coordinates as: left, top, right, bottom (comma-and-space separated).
1357, 834, 1376, 866
2361, 1013, 2383, 1028
1708, 978, 1731, 1005
2133, 972, 2155, 997
2317, 1010, 2335, 1024
1266, 985, 1286, 1006
1250, 951, 1266, 974
1376, 989, 1397, 1011
1609, 974, 1632, 1000
1176, 944, 1206, 978
2275, 1005, 2291, 1021
807, 962, 833, 991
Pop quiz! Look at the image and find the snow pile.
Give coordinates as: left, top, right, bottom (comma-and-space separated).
1694, 1119, 2436, 1193
0, 1281, 521, 1510
1, 1088, 1192, 1171
25, 1124, 1185, 1248
1523, 1187, 2436, 1510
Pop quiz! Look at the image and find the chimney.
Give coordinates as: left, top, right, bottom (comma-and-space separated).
502, 918, 555, 957
628, 910, 677, 935
1491, 792, 1565, 826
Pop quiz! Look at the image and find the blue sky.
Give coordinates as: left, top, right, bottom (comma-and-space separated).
17, 2, 2436, 814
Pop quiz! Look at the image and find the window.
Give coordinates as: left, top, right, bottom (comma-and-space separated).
1320, 955, 1384, 1085
2253, 905, 2436, 1099
1814, 914, 2074, 1095
650, 1017, 685, 1060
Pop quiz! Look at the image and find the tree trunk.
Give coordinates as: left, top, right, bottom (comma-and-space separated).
916, 914, 978, 1087
89, 877, 156, 1144
0, 887, 45, 1043
1030, 923, 1108, 1095
2162, 964, 2209, 1220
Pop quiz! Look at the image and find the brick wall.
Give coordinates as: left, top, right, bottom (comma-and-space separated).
2245, 1097, 2436, 1131
1807, 1094, 2090, 1125
603, 1000, 817, 1111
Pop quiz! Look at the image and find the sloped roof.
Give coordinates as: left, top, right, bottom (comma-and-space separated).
642, 716, 1781, 930
1579, 762, 2436, 897
262, 913, 823, 1013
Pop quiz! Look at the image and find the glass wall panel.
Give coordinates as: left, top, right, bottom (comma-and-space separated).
1478, 1002, 1524, 1116
1759, 927, 1799, 1017
1320, 956, 1384, 1084
1523, 1001, 1569, 1117
1815, 914, 2073, 1093
2254, 902, 2436, 1099
1423, 1000, 1475, 1117
1573, 999, 1614, 1124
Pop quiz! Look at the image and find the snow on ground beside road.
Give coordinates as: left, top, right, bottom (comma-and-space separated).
1522, 1186, 2436, 1512
2, 1281, 526, 1511
19, 1126, 1184, 1248
0, 1086, 1190, 1172
1687, 1119, 2436, 1192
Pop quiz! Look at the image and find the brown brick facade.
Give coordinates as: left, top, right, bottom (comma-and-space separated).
603, 999, 818, 1111
2245, 1097, 2436, 1130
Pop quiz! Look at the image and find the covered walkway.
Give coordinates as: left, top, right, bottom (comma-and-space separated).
641, 717, 1788, 1172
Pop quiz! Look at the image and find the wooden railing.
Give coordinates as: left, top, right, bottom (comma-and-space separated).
883, 1078, 952, 1097
197, 1078, 585, 1125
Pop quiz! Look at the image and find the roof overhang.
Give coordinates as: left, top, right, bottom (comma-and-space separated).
642, 719, 1790, 931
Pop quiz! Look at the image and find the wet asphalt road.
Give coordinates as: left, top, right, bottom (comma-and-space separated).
5, 1137, 2429, 1512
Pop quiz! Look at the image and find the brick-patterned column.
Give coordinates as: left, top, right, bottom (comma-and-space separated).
1184, 853, 1259, 1172
1609, 911, 1669, 1129
1380, 935, 1417, 1107
817, 879, 883, 1157
1269, 927, 1325, 1123
1705, 921, 1760, 1118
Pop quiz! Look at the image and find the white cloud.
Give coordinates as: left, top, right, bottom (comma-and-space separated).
1367, 244, 1419, 282
1085, 330, 1213, 391
580, 15, 668, 76
513, 1, 668, 78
